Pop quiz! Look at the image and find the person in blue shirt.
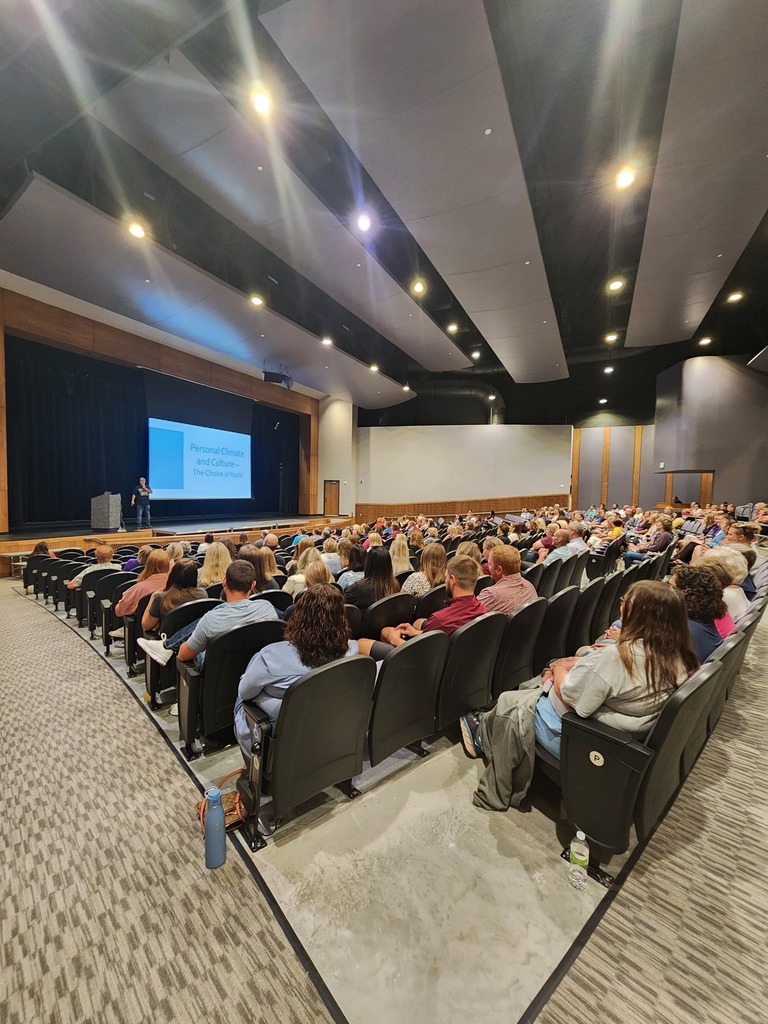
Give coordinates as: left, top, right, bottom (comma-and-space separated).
668, 563, 727, 662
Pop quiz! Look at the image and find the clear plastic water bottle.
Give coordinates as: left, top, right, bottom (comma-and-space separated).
204, 788, 226, 869
568, 830, 589, 889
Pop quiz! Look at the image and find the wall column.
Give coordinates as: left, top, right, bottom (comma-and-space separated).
631, 425, 643, 506
0, 292, 8, 533
570, 427, 581, 509
600, 427, 611, 507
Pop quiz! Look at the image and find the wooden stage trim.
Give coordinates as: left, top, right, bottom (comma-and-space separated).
355, 495, 567, 522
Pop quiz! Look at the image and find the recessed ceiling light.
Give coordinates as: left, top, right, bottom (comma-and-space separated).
128, 222, 146, 238
260, 334, 265, 338
411, 278, 426, 296
250, 294, 264, 307
357, 212, 371, 232
615, 167, 636, 189
251, 87, 271, 116
408, 313, 413, 317
471, 350, 481, 360
357, 263, 362, 268
484, 128, 492, 136
447, 322, 458, 334
402, 384, 410, 392
607, 278, 625, 292
524, 260, 531, 265
599, 398, 608, 405
604, 366, 614, 374
699, 337, 712, 346
257, 165, 263, 172
321, 336, 333, 346
488, 393, 496, 400
370, 364, 379, 372
144, 278, 151, 283
726, 291, 743, 303
543, 320, 547, 324
716, 253, 722, 258
605, 332, 619, 342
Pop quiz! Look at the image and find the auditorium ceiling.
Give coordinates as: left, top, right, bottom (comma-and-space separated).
0, 0, 766, 421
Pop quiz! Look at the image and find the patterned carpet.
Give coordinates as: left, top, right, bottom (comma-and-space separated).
0, 579, 335, 1024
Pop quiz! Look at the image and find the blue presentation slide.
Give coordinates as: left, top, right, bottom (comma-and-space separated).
148, 418, 252, 500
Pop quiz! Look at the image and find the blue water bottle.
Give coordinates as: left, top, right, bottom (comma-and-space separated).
204, 788, 226, 869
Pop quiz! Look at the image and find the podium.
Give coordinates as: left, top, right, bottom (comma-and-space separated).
91, 492, 122, 532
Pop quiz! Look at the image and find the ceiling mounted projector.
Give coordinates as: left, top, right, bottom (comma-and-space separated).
263, 370, 294, 390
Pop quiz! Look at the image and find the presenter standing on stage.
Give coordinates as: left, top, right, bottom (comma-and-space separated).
131, 476, 153, 529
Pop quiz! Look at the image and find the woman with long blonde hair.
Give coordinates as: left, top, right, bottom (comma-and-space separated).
389, 533, 412, 575
401, 542, 447, 597
199, 541, 232, 587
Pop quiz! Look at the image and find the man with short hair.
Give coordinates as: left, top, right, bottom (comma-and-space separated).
138, 559, 278, 667
537, 529, 572, 564
566, 522, 589, 554
67, 545, 122, 588
478, 546, 537, 614
131, 476, 152, 529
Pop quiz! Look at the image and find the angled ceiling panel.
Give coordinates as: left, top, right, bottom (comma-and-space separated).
0, 176, 412, 408
626, 0, 768, 347
261, 0, 568, 384
91, 50, 468, 373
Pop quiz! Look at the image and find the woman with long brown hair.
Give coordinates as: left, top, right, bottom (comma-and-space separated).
114, 548, 170, 617
141, 557, 207, 632
401, 542, 447, 597
234, 583, 360, 759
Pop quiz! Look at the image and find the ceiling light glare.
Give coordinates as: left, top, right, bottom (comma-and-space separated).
726, 291, 743, 303
128, 222, 146, 239
471, 350, 481, 360
356, 212, 372, 232
251, 87, 271, 116
411, 278, 426, 296
604, 366, 614, 374
488, 393, 496, 401
699, 337, 712, 346
484, 128, 492, 136
615, 167, 636, 189
447, 322, 458, 334
250, 294, 264, 307
598, 398, 608, 405
402, 384, 410, 392
321, 336, 333, 347
605, 332, 619, 342
607, 278, 625, 293
370, 363, 379, 373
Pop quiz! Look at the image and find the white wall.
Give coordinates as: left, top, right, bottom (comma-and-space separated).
354, 424, 572, 504
318, 397, 356, 514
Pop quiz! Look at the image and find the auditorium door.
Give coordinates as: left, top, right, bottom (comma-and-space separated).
323, 480, 339, 516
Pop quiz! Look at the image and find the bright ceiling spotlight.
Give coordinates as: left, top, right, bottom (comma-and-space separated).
615, 166, 636, 189
598, 398, 608, 405
726, 291, 743, 303
605, 332, 619, 342
471, 350, 481, 360
699, 337, 712, 346
402, 384, 410, 392
488, 393, 496, 401
251, 87, 271, 116
607, 278, 625, 293
128, 222, 146, 239
604, 366, 614, 374
370, 363, 379, 372
447, 322, 459, 334
250, 294, 264, 307
411, 278, 426, 296
356, 212, 371, 232
321, 336, 333, 346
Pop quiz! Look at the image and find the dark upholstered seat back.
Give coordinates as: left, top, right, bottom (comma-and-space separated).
435, 612, 506, 730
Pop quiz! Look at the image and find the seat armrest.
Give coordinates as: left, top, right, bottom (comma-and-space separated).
242, 700, 271, 728
100, 599, 111, 612
176, 659, 201, 684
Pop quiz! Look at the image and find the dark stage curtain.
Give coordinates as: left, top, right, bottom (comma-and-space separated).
6, 337, 147, 528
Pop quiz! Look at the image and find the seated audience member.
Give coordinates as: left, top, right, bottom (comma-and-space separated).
221, 536, 238, 560
460, 581, 699, 809
344, 547, 400, 612
401, 542, 447, 598
197, 533, 214, 555
302, 559, 333, 588
422, 527, 441, 547
320, 537, 342, 576
337, 544, 366, 591
670, 564, 729, 661
566, 522, 589, 554
478, 545, 537, 615
138, 559, 278, 668
259, 546, 282, 587
700, 549, 751, 621
286, 536, 313, 575
234, 583, 361, 761
724, 522, 758, 549
122, 545, 151, 573
198, 541, 232, 588
723, 542, 758, 599
114, 549, 170, 617
337, 539, 352, 574
237, 545, 279, 593
389, 534, 412, 576
456, 540, 484, 577
587, 517, 624, 549
623, 516, 674, 565
525, 521, 558, 561
538, 529, 572, 564
67, 545, 122, 589
31, 540, 56, 558
141, 557, 207, 632
283, 547, 321, 599
673, 512, 720, 563
369, 555, 487, 656
366, 531, 384, 550
688, 516, 732, 561
163, 542, 185, 567
481, 536, 503, 574
409, 530, 425, 553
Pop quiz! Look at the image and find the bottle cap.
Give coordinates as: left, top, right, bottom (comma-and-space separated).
207, 787, 222, 803
576, 830, 586, 841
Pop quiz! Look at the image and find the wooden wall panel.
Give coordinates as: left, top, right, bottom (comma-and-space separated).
571, 428, 581, 510
601, 427, 611, 507
354, 495, 566, 522
0, 316, 7, 534
700, 472, 714, 507
665, 473, 674, 505
632, 425, 643, 506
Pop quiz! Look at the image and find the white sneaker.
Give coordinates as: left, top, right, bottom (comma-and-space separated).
137, 637, 173, 666
169, 704, 179, 717
108, 627, 125, 638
